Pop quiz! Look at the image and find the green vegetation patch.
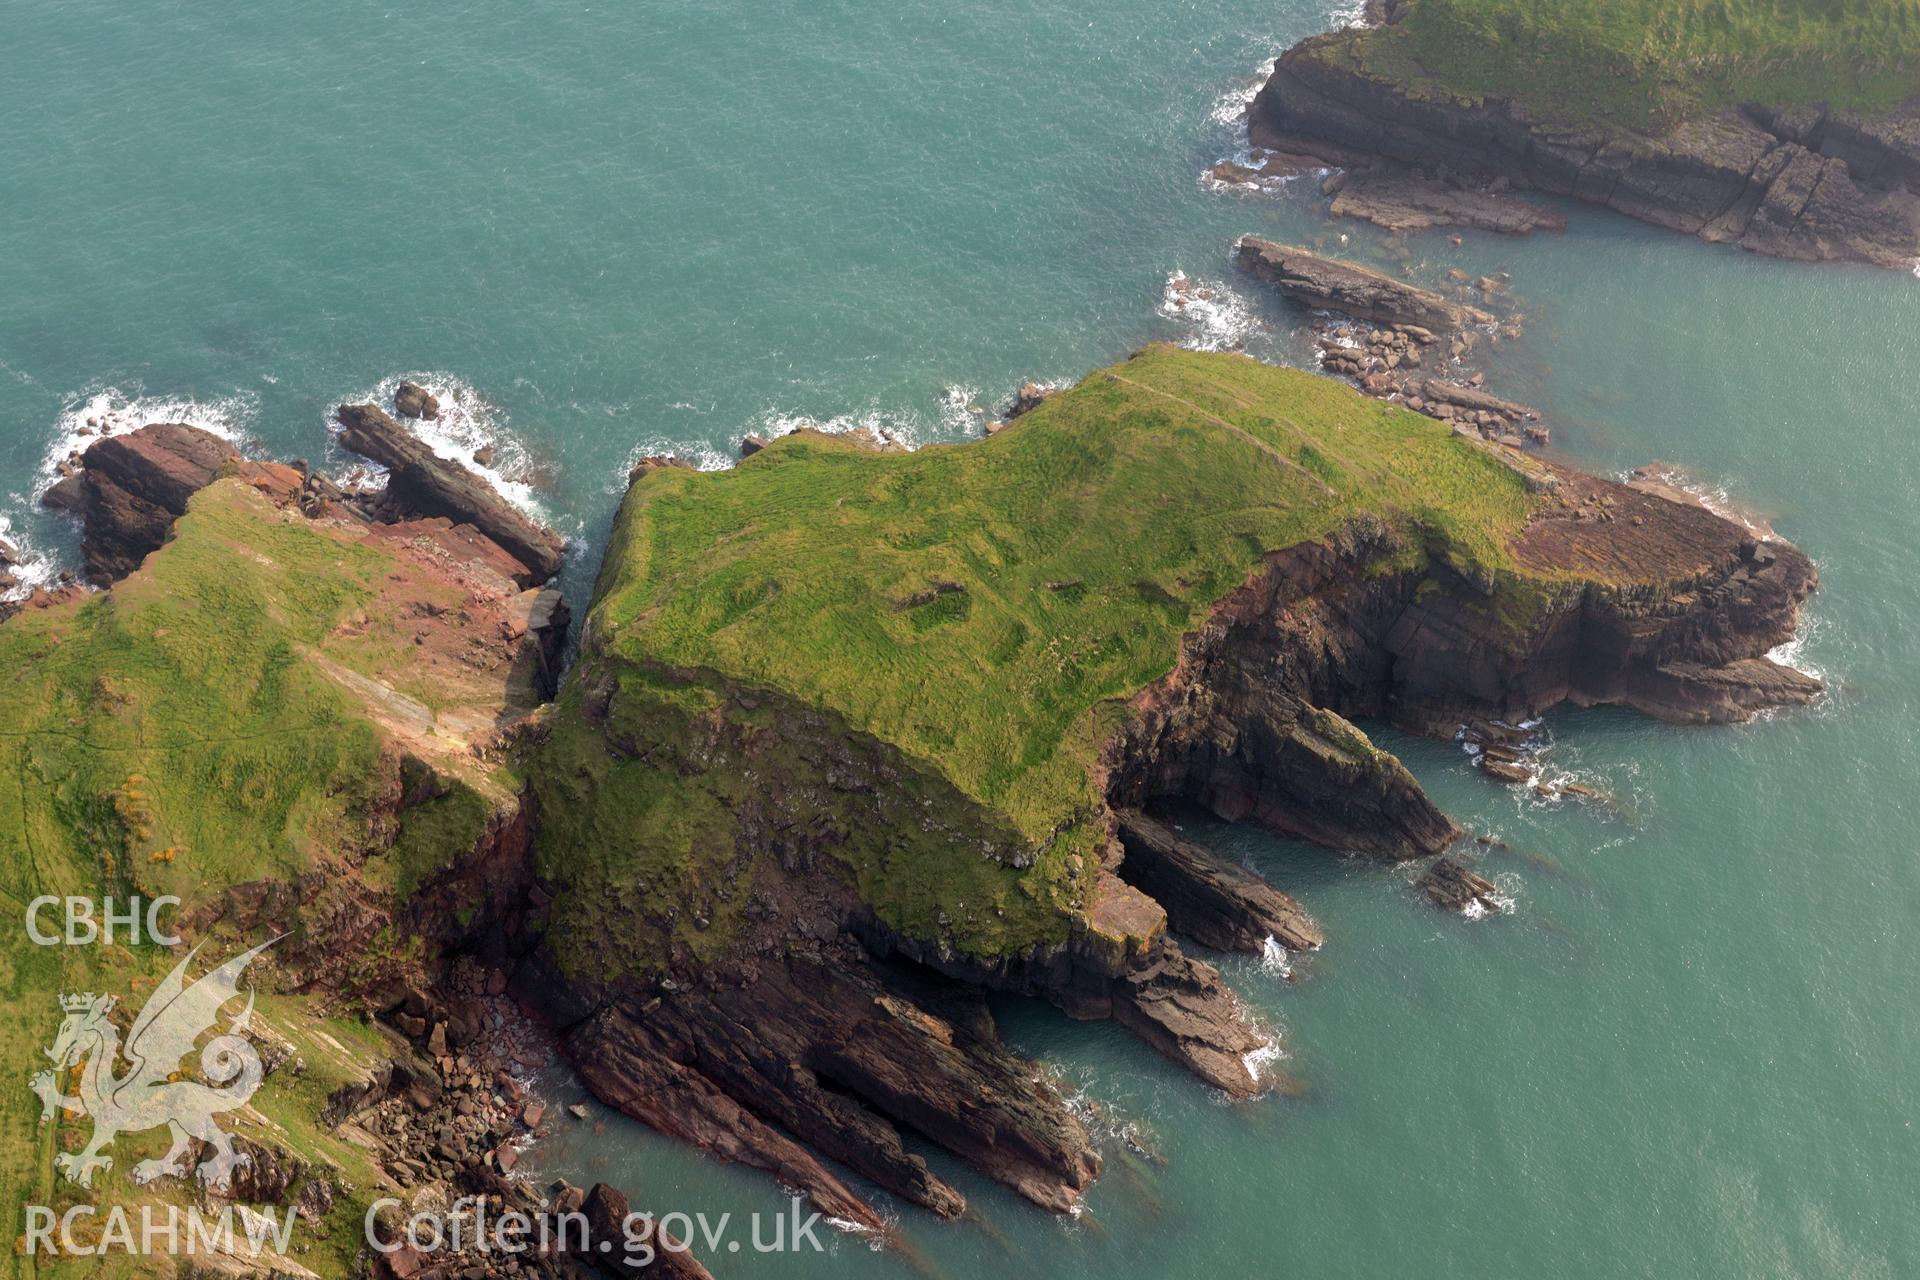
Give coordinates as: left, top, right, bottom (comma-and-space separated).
0, 481, 518, 1270
541, 346, 1547, 967
1318, 0, 1920, 132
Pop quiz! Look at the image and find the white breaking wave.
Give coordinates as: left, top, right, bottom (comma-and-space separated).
1625, 463, 1775, 538
1328, 0, 1372, 30
1766, 613, 1827, 684
1463, 872, 1520, 919
1198, 57, 1323, 195
611, 387, 965, 496
1242, 1033, 1286, 1086
1159, 272, 1259, 352
936, 383, 985, 435
36, 386, 256, 504
747, 404, 925, 450
5, 386, 259, 598
1259, 935, 1294, 979
611, 437, 733, 491
333, 373, 551, 523
0, 511, 57, 603
1207, 57, 1276, 128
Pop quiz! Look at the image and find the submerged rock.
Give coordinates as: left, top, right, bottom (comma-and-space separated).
1419, 856, 1505, 915
1329, 172, 1567, 235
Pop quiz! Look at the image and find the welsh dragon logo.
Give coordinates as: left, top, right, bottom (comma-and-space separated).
30, 937, 279, 1190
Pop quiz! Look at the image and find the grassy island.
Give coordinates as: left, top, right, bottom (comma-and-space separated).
1325, 0, 1920, 130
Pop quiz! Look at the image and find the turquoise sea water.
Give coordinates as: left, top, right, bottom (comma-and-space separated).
4, 1, 1917, 1275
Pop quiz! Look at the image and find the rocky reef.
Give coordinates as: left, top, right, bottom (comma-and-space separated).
1233, 239, 1546, 445
1246, 14, 1920, 268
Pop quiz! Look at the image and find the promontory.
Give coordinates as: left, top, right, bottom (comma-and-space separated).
3, 347, 1819, 1270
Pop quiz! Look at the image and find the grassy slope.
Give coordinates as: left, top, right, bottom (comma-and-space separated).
1320, 0, 1920, 131
0, 482, 513, 1277
537, 346, 1548, 973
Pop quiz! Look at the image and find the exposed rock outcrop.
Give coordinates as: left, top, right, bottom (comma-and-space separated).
567, 946, 1100, 1224
337, 402, 566, 586
1393, 468, 1822, 728
1234, 237, 1491, 331
575, 1183, 713, 1279
1250, 39, 1920, 268
0, 536, 20, 595
1115, 810, 1324, 953
1233, 243, 1548, 445
393, 379, 442, 420
1008, 380, 1058, 419
62, 424, 242, 583
497, 354, 1818, 1235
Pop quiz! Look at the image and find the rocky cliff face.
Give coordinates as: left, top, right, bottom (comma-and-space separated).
1251, 37, 1920, 268
1108, 468, 1817, 860
45, 423, 247, 582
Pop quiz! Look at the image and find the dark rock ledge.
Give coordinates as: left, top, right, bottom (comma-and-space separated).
1233, 238, 1548, 448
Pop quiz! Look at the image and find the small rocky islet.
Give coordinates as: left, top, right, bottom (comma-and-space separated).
5, 339, 1819, 1274
1217, 0, 1920, 268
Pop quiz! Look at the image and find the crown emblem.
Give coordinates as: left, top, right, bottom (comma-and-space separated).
59, 992, 101, 1012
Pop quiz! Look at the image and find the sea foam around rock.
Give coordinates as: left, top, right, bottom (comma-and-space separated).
38, 386, 255, 503
333, 373, 552, 524
1159, 272, 1261, 352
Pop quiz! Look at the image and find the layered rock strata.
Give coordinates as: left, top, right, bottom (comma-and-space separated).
337, 401, 567, 585
1249, 35, 1920, 267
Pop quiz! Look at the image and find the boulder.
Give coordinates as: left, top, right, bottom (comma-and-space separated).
1007, 381, 1056, 419
40, 473, 87, 515
1421, 380, 1534, 420
393, 380, 441, 420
